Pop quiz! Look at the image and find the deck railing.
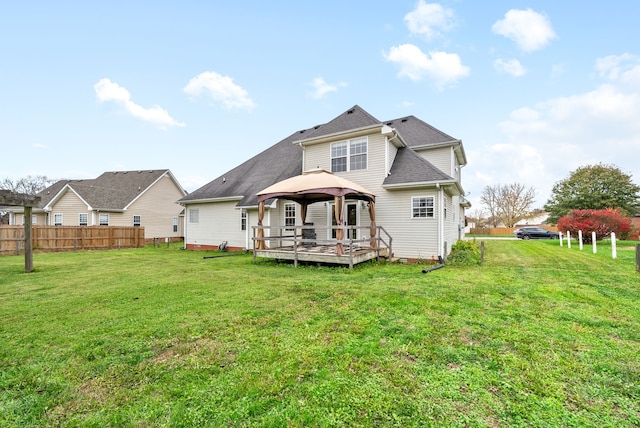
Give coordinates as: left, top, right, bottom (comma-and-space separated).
252, 224, 392, 267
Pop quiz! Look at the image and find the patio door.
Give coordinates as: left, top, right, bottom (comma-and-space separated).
330, 202, 358, 239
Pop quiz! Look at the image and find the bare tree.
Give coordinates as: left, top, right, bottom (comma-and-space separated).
480, 183, 537, 227
0, 175, 55, 195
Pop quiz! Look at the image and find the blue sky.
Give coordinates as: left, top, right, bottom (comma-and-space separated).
2, 1, 639, 211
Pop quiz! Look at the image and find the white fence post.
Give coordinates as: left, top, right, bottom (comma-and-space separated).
559, 232, 563, 247
567, 231, 571, 249
592, 232, 597, 254
578, 230, 583, 250
611, 232, 617, 259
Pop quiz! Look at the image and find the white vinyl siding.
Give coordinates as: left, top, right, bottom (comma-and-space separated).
414, 146, 453, 177
183, 201, 249, 250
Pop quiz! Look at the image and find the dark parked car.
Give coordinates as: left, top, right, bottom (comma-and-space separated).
514, 227, 560, 240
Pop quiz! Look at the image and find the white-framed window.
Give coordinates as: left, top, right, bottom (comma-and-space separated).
241, 210, 247, 231
412, 196, 434, 218
79, 213, 88, 226
133, 215, 141, 227
284, 203, 296, 230
331, 137, 367, 172
54, 213, 63, 226
189, 209, 199, 224
99, 213, 109, 226
172, 217, 178, 233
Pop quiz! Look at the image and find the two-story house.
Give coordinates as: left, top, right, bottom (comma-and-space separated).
178, 105, 469, 261
6, 169, 187, 241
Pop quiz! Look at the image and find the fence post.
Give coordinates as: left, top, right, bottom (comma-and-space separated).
559, 232, 563, 247
611, 232, 617, 259
578, 230, 583, 250
567, 231, 571, 249
592, 232, 597, 254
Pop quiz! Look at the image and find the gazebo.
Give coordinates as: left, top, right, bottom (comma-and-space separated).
253, 169, 390, 267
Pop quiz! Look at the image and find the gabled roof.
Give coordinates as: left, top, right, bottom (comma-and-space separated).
384, 115, 456, 148
180, 105, 464, 207
294, 105, 381, 143
37, 169, 182, 211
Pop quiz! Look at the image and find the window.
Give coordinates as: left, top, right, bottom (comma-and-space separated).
99, 213, 109, 226
241, 210, 247, 231
412, 197, 434, 218
54, 213, 63, 226
284, 203, 296, 230
79, 213, 88, 226
331, 142, 348, 172
133, 215, 141, 227
189, 209, 199, 224
172, 217, 178, 233
330, 137, 367, 172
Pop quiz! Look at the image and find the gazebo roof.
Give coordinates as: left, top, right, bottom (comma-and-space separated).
256, 169, 375, 204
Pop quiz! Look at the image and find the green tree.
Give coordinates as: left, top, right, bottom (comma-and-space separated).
544, 164, 640, 223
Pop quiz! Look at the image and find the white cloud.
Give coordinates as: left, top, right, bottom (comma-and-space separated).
404, 1, 455, 41
309, 77, 347, 99
94, 78, 185, 129
468, 55, 640, 209
33, 143, 47, 149
184, 71, 255, 111
492, 9, 556, 52
384, 43, 470, 89
493, 58, 526, 77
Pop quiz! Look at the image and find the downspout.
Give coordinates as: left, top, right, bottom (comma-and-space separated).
437, 183, 444, 257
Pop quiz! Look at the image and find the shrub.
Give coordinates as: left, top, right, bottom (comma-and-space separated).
557, 209, 632, 242
447, 240, 481, 265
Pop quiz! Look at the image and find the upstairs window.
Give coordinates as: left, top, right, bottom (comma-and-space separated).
79, 213, 88, 226
331, 137, 367, 172
133, 215, 141, 227
99, 214, 109, 226
412, 197, 434, 218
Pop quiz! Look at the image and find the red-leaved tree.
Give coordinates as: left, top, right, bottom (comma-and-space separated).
557, 209, 632, 242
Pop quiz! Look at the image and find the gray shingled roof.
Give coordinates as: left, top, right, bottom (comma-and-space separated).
38, 170, 174, 210
383, 147, 454, 186
384, 115, 457, 148
179, 131, 303, 207
180, 105, 461, 207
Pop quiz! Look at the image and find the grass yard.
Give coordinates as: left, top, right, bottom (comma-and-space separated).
1, 240, 639, 427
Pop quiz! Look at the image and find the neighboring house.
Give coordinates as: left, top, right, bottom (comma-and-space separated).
5, 170, 186, 241
178, 105, 470, 260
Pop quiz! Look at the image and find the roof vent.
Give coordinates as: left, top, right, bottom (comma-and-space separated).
401, 118, 408, 123
299, 130, 305, 134
386, 122, 393, 125
347, 109, 354, 114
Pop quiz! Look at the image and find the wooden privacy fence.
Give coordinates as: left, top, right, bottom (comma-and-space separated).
470, 226, 559, 235
0, 226, 145, 255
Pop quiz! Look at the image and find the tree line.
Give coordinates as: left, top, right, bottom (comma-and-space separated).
472, 164, 640, 238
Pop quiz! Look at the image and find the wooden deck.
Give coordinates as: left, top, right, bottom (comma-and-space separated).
254, 244, 388, 268
252, 225, 393, 268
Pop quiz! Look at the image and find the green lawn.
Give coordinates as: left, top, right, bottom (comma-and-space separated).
1, 241, 638, 427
